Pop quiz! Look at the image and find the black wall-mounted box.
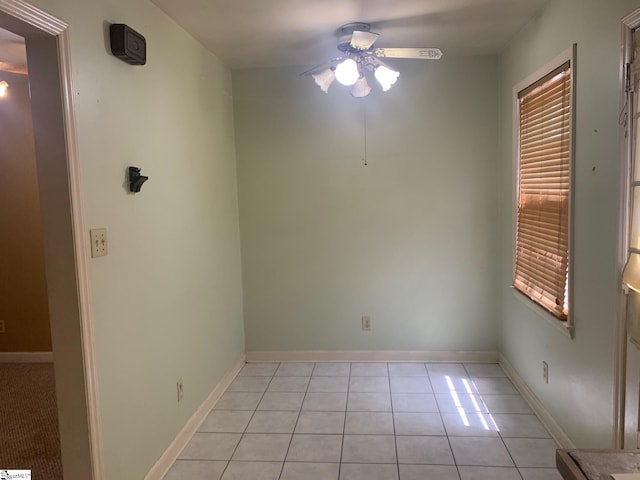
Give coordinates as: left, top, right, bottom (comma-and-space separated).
110, 24, 146, 65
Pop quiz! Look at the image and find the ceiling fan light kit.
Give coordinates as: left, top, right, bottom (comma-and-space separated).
303, 22, 442, 98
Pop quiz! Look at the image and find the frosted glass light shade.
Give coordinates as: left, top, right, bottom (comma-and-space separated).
351, 76, 371, 98
0, 81, 8, 97
335, 59, 359, 86
312, 68, 336, 93
375, 65, 399, 91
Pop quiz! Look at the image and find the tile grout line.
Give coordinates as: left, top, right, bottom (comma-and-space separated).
435, 362, 463, 480
218, 363, 280, 480
337, 362, 351, 480
277, 362, 315, 480
463, 363, 524, 480
388, 362, 401, 480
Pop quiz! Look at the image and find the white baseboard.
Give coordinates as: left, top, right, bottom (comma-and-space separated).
0, 352, 53, 363
245, 350, 499, 363
144, 354, 246, 480
499, 353, 575, 448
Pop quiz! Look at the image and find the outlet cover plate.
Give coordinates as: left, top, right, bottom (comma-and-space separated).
90, 228, 108, 258
362, 316, 371, 331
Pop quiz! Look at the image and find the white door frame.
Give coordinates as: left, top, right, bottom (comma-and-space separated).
615, 7, 640, 449
0, 0, 103, 477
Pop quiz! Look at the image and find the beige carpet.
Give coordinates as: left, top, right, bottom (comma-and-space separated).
0, 363, 63, 479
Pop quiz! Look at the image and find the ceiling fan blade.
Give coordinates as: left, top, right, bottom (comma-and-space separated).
351, 31, 379, 50
374, 48, 443, 60
299, 58, 341, 76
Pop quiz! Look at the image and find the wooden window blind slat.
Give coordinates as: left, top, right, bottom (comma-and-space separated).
514, 61, 571, 321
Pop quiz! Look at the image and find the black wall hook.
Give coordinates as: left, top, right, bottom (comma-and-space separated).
128, 167, 148, 193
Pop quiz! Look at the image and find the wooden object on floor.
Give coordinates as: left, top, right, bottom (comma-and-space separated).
557, 449, 640, 480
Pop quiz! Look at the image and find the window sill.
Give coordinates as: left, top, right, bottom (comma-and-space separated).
510, 286, 575, 339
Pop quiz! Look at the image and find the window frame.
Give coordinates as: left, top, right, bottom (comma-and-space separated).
511, 45, 577, 337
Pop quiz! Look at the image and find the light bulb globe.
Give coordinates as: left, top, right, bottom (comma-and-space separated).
335, 59, 360, 86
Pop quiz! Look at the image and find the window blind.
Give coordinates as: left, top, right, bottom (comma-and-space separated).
514, 61, 571, 320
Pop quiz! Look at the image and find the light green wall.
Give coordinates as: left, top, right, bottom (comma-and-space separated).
499, 0, 638, 447
20, 0, 244, 478
234, 58, 500, 352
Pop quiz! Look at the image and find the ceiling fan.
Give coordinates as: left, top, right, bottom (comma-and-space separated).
302, 22, 442, 98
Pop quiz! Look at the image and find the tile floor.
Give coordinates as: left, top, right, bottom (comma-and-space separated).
163, 362, 562, 480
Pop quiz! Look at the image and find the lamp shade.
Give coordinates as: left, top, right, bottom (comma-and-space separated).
335, 59, 359, 86
375, 65, 399, 91
312, 68, 336, 93
351, 76, 371, 98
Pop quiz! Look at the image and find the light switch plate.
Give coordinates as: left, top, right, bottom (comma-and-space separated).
90, 228, 108, 257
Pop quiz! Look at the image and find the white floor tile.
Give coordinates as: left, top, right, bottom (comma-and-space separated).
471, 378, 518, 395
199, 411, 253, 433
347, 393, 392, 412
214, 392, 263, 411
435, 393, 488, 414
390, 376, 432, 393
245, 411, 298, 433
393, 412, 446, 435
276, 363, 315, 376
221, 461, 282, 480
302, 392, 348, 411
339, 463, 398, 480
281, 462, 339, 480
503, 438, 557, 468
481, 394, 532, 414
238, 363, 278, 377
267, 376, 310, 392
342, 435, 397, 463
399, 464, 459, 480
308, 376, 349, 393
349, 377, 390, 393
226, 376, 271, 393
463, 363, 506, 378
350, 363, 388, 377
257, 392, 305, 411
426, 363, 468, 377
296, 411, 345, 434
492, 414, 551, 438
179, 433, 241, 460
313, 363, 351, 376
441, 412, 499, 437
449, 437, 513, 466
232, 433, 292, 461
396, 435, 454, 465
430, 375, 477, 395
163, 460, 227, 480
389, 363, 428, 376
286, 434, 343, 462
458, 466, 521, 480
163, 362, 559, 479
391, 393, 439, 412
519, 467, 563, 479
345, 412, 394, 435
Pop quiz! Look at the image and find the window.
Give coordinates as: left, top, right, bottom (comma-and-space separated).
514, 59, 572, 321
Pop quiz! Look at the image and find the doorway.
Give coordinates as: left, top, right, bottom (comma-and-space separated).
0, 1, 102, 478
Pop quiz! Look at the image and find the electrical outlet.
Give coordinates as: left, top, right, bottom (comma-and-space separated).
362, 315, 371, 331
543, 361, 549, 384
177, 378, 184, 402
0, 320, 5, 334
90, 228, 108, 258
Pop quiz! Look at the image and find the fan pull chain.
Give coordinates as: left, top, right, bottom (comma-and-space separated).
363, 107, 368, 166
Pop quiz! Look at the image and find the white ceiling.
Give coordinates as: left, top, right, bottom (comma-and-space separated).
151, 0, 549, 70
